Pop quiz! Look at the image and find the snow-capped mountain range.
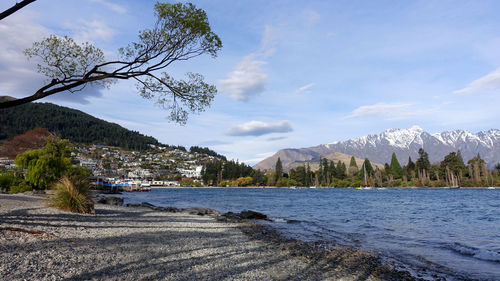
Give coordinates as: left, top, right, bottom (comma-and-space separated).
253, 126, 500, 170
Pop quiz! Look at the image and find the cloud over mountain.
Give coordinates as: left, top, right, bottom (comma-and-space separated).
345, 102, 413, 119
226, 121, 293, 136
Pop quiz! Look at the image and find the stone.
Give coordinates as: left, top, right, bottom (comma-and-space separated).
97, 196, 124, 206
181, 207, 220, 217
239, 210, 269, 220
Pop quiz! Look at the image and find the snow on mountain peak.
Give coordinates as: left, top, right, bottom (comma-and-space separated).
326, 127, 499, 150
380, 126, 425, 149
410, 125, 423, 132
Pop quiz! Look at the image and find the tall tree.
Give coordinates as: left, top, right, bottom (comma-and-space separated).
405, 156, 416, 178
305, 163, 312, 187
495, 163, 500, 173
1, 2, 222, 124
347, 156, 359, 177
406, 156, 415, 172
290, 166, 306, 186
336, 160, 346, 179
349, 156, 358, 168
468, 154, 486, 185
389, 152, 403, 179
416, 148, 430, 172
359, 158, 374, 180
274, 157, 283, 183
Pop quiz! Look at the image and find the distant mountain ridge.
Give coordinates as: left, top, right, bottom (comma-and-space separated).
254, 126, 500, 170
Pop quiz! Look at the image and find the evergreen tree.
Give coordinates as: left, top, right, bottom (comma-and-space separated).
290, 166, 306, 186
349, 156, 358, 168
347, 156, 359, 177
305, 163, 312, 186
467, 154, 487, 184
416, 148, 430, 172
275, 157, 283, 183
406, 156, 415, 173
252, 169, 264, 185
359, 158, 374, 180
321, 158, 329, 185
384, 163, 390, 172
389, 152, 403, 179
456, 150, 466, 168
336, 160, 347, 179
328, 160, 336, 184
364, 158, 374, 176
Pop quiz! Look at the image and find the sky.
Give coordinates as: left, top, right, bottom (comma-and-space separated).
1, 0, 500, 165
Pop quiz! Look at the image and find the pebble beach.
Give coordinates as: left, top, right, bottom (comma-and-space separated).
0, 193, 415, 280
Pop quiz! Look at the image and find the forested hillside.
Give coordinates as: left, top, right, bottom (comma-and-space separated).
0, 99, 159, 150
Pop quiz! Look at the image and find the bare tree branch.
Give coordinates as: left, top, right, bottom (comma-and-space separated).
0, 0, 36, 21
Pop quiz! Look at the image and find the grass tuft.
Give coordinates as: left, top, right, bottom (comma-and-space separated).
51, 177, 94, 214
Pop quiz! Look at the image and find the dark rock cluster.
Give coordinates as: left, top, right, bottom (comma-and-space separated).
96, 196, 270, 222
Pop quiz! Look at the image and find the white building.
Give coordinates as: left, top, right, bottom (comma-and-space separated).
178, 165, 203, 178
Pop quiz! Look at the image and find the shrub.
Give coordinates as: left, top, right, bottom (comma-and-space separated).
9, 182, 33, 193
14, 138, 73, 190
218, 180, 230, 187
0, 172, 23, 192
51, 177, 94, 214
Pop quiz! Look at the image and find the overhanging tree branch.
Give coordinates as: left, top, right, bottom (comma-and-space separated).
0, 2, 222, 124
0, 0, 36, 21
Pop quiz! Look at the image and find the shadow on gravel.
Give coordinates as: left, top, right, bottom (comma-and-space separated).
1, 202, 417, 281
1, 205, 317, 280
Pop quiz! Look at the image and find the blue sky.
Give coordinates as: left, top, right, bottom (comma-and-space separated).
1, 0, 499, 164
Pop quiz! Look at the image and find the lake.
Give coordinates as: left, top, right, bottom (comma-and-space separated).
116, 188, 499, 280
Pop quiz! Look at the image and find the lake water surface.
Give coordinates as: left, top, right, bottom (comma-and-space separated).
116, 188, 499, 280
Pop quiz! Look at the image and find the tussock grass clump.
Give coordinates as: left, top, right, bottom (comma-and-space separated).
51, 177, 94, 214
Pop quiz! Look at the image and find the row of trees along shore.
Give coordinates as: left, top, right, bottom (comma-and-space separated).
201, 148, 500, 187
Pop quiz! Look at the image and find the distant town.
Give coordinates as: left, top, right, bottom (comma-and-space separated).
0, 143, 218, 190
74, 144, 220, 188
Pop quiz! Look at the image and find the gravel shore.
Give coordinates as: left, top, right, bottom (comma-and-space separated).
0, 193, 415, 280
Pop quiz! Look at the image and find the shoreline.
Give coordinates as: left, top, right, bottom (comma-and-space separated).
147, 186, 497, 189
2, 192, 420, 280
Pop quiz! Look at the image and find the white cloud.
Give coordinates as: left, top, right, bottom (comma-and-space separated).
0, 11, 103, 103
345, 102, 413, 119
219, 55, 268, 101
259, 25, 278, 58
66, 19, 116, 43
219, 26, 278, 101
267, 136, 287, 141
295, 83, 315, 94
197, 140, 231, 146
226, 120, 293, 136
0, 11, 48, 97
89, 0, 127, 14
454, 67, 500, 95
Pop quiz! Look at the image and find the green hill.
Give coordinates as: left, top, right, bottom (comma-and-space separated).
0, 98, 160, 150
